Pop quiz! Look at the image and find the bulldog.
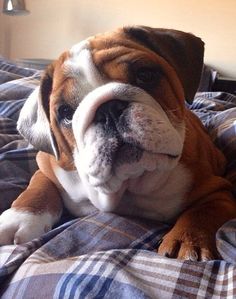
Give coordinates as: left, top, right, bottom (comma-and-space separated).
0, 26, 236, 261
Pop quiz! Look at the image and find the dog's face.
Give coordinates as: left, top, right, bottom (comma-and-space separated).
18, 26, 204, 210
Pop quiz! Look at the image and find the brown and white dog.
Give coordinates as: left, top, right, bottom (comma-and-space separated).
0, 26, 236, 261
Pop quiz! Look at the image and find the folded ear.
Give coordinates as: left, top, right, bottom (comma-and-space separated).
124, 26, 204, 103
17, 64, 59, 159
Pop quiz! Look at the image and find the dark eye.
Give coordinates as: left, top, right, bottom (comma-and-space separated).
58, 104, 75, 125
135, 67, 161, 86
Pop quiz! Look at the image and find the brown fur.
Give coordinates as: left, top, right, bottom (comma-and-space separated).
158, 109, 236, 259
12, 169, 62, 216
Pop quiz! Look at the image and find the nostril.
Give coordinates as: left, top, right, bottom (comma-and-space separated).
112, 100, 129, 118
94, 100, 128, 124
94, 110, 107, 124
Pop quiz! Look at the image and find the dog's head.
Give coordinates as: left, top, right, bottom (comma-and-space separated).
18, 26, 204, 208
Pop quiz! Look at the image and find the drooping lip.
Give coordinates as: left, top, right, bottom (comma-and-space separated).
88, 147, 180, 190
154, 152, 180, 159
114, 140, 180, 166
114, 130, 181, 160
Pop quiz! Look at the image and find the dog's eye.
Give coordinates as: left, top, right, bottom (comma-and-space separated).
135, 67, 161, 86
58, 104, 75, 125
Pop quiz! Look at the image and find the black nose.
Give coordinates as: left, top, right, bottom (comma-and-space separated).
94, 100, 128, 125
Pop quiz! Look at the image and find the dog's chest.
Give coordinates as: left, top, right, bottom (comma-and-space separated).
55, 164, 192, 221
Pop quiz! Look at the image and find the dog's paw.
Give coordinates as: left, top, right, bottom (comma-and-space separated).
157, 228, 219, 261
0, 208, 54, 245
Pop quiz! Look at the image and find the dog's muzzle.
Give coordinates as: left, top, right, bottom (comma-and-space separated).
72, 82, 184, 198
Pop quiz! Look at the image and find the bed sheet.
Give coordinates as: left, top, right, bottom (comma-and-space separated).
1, 62, 236, 298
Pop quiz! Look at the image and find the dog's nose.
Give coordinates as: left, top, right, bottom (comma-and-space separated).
94, 100, 128, 125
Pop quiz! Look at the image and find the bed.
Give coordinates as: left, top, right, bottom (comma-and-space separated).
1, 58, 236, 298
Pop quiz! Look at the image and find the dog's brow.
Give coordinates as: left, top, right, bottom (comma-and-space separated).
57, 88, 79, 108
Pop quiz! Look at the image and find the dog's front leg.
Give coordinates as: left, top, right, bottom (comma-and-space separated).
158, 192, 236, 261
0, 170, 63, 245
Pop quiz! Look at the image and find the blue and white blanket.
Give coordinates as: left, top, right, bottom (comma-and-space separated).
1, 58, 236, 298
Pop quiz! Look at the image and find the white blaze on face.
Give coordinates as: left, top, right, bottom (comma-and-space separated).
61, 40, 185, 212
63, 40, 105, 99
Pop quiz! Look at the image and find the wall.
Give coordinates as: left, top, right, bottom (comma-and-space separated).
0, 0, 236, 77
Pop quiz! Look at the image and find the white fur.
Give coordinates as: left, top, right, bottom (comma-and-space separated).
54, 167, 97, 216
0, 208, 57, 245
17, 87, 50, 145
55, 164, 126, 213
17, 87, 59, 157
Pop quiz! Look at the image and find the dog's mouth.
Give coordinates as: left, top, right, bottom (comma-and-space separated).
115, 138, 179, 167
76, 118, 181, 195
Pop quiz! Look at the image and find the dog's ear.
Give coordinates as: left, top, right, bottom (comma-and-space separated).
17, 63, 59, 159
124, 26, 204, 103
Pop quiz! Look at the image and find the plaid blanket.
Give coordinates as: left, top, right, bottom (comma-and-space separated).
1, 59, 236, 298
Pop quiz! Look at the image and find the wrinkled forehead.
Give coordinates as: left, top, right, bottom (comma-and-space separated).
52, 28, 158, 87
